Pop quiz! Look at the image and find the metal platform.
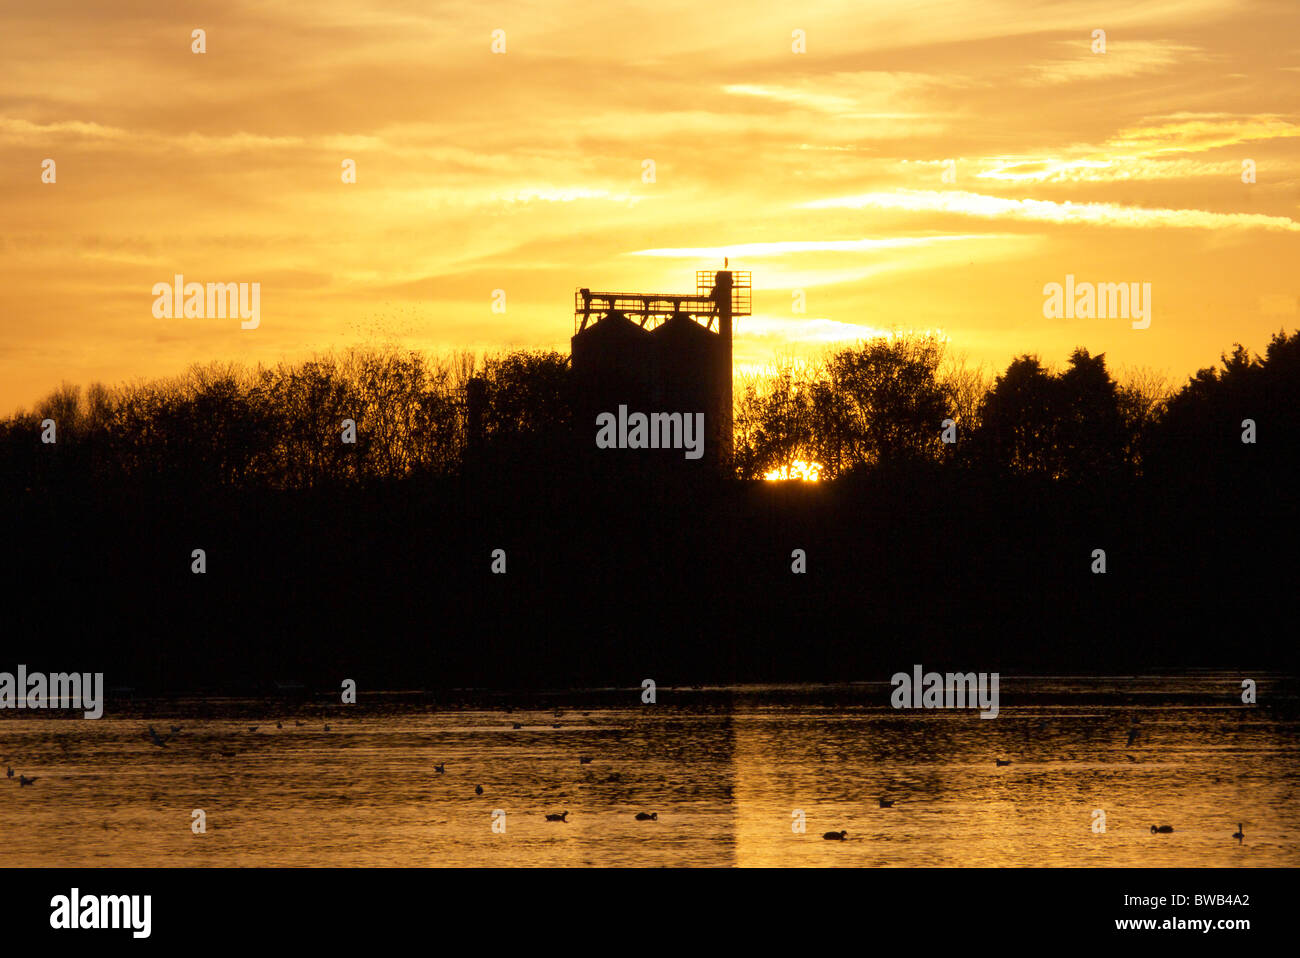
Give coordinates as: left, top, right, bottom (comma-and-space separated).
574, 271, 751, 333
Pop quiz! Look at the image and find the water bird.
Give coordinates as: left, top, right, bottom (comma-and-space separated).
147, 726, 168, 748
5, 767, 12, 778
1126, 726, 1139, 747
579, 756, 592, 765
1151, 825, 1174, 834
276, 722, 283, 729
19, 775, 37, 786
545, 812, 569, 822
169, 726, 182, 734
475, 785, 484, 795
995, 759, 1011, 767
552, 723, 561, 729
294, 721, 304, 727
879, 798, 895, 808
823, 830, 848, 840
635, 812, 657, 821
434, 763, 445, 774
1232, 823, 1244, 840
512, 723, 522, 729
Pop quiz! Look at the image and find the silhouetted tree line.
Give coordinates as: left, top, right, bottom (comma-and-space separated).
736, 330, 1299, 488
5, 331, 1296, 691
5, 330, 1297, 493
0, 348, 573, 494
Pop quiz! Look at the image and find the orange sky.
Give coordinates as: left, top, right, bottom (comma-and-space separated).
2, 0, 1298, 412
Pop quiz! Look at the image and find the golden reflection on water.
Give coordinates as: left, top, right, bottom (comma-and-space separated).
1, 675, 1296, 867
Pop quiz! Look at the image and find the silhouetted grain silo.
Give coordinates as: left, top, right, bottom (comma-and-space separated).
570, 270, 750, 470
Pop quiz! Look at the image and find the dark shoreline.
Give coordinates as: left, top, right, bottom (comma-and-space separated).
6, 467, 1294, 693
2, 672, 1294, 714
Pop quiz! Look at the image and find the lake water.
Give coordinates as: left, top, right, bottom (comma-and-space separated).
2, 674, 1296, 866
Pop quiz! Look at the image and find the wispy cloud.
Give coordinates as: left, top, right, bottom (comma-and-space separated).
723, 84, 859, 114
799, 189, 1300, 231
628, 235, 1006, 257
968, 114, 1300, 183
1107, 114, 1300, 155
737, 316, 896, 344
974, 156, 1263, 183
497, 187, 646, 204
1027, 41, 1202, 85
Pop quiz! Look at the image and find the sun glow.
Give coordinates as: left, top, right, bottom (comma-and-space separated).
763, 460, 823, 481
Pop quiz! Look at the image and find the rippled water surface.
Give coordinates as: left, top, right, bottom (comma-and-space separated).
2, 674, 1296, 866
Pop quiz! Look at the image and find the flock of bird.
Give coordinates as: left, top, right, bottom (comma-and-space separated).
819, 790, 955, 840
814, 723, 1249, 843
442, 709, 665, 824
5, 766, 37, 787
135, 721, 337, 758
4, 713, 1252, 847
7, 719, 339, 787
438, 742, 1054, 836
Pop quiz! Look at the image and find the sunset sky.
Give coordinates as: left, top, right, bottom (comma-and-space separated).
2, 0, 1297, 412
